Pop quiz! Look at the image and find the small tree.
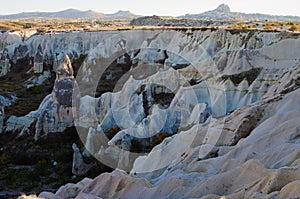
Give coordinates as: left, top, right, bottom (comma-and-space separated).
289, 25, 300, 32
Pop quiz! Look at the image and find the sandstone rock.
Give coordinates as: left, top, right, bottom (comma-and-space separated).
38, 178, 92, 199
1, 54, 80, 139
56, 177, 92, 198
35, 55, 79, 139
0, 94, 17, 133
17, 195, 39, 199
75, 169, 151, 199
85, 127, 97, 156
0, 48, 11, 76
0, 99, 4, 134
0, 107, 3, 134
279, 180, 300, 199
37, 192, 57, 199
4, 29, 300, 198
33, 44, 43, 74
5, 115, 35, 136
72, 143, 92, 176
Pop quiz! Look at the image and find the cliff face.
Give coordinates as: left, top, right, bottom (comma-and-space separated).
1, 29, 300, 198
3, 54, 80, 140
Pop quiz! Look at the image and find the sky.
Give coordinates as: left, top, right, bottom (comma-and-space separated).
0, 0, 299, 17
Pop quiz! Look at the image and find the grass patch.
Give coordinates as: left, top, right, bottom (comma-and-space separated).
27, 85, 44, 94
220, 68, 262, 85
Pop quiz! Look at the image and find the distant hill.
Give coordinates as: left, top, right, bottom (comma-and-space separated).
106, 10, 139, 19
0, 9, 139, 20
181, 4, 300, 21
1, 5, 299, 22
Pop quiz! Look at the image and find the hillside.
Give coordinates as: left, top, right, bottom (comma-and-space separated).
181, 4, 300, 21
0, 9, 139, 20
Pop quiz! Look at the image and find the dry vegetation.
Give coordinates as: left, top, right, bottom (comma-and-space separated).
0, 18, 299, 35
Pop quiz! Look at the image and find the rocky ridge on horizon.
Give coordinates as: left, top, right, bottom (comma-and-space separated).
181, 4, 300, 21
1, 4, 300, 22
0, 9, 139, 20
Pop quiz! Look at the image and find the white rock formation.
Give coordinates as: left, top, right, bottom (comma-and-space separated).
62, 29, 299, 173
72, 143, 92, 176
4, 29, 300, 198
0, 94, 16, 134
44, 85, 300, 199
35, 54, 80, 139
5, 115, 36, 136
33, 44, 43, 74
2, 55, 80, 139
0, 102, 4, 134
0, 48, 11, 76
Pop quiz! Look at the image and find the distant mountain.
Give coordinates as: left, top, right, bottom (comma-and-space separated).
181, 4, 300, 21
2, 5, 299, 21
106, 10, 139, 19
0, 9, 139, 20
52, 9, 106, 19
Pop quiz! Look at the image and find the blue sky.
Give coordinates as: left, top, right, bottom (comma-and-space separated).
1, 0, 299, 16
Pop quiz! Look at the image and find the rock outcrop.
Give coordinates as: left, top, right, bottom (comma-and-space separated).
2, 54, 80, 139
34, 54, 80, 139
0, 94, 16, 134
0, 100, 4, 134
72, 143, 92, 176
0, 48, 11, 76
33, 44, 43, 74
1, 28, 299, 198
39, 82, 300, 199
181, 4, 300, 21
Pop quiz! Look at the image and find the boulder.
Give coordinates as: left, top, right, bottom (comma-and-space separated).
5, 115, 35, 136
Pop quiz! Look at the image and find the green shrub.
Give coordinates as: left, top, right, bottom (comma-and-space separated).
0, 153, 10, 165
33, 159, 49, 176
289, 25, 300, 32
152, 132, 170, 146
27, 85, 44, 94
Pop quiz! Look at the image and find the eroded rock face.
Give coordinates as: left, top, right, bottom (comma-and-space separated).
64, 30, 299, 172
2, 55, 80, 139
72, 143, 92, 176
0, 104, 4, 134
33, 44, 43, 74
42, 85, 300, 199
34, 54, 80, 139
0, 48, 11, 76
3, 29, 300, 198
0, 94, 16, 134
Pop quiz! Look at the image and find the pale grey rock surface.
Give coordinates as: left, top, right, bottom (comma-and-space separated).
5, 29, 300, 198
54, 30, 300, 198
72, 143, 92, 176
0, 104, 4, 134
44, 84, 300, 199
0, 48, 11, 76
2, 54, 80, 139
0, 94, 16, 134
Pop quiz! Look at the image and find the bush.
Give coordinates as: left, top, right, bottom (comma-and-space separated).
0, 153, 10, 165
289, 25, 300, 32
33, 159, 49, 176
27, 85, 44, 94
152, 132, 170, 146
